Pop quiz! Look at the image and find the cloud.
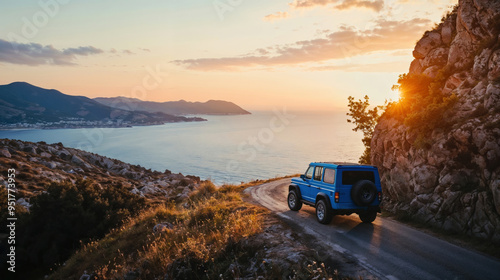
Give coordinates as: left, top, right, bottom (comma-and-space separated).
111, 48, 149, 56
263, 11, 290, 21
290, 0, 384, 12
335, 0, 384, 12
63, 46, 103, 56
309, 61, 410, 72
172, 18, 432, 71
0, 39, 103, 66
263, 0, 384, 23
290, 0, 338, 8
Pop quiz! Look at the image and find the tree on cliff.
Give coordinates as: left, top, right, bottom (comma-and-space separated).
346, 95, 386, 164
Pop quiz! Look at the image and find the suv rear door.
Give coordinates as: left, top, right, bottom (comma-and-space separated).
337, 167, 378, 204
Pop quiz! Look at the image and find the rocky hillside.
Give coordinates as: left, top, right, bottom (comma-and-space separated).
372, 0, 500, 243
0, 139, 349, 279
0, 138, 201, 204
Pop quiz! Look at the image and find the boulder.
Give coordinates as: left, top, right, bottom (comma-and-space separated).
423, 65, 441, 79
441, 19, 455, 45
413, 31, 442, 59
447, 29, 475, 70
487, 48, 500, 82
411, 166, 438, 194
422, 47, 449, 69
71, 155, 85, 165
473, 48, 492, 78
40, 152, 51, 158
46, 145, 59, 154
58, 149, 72, 160
0, 148, 11, 158
409, 59, 423, 74
23, 145, 37, 154
43, 161, 58, 169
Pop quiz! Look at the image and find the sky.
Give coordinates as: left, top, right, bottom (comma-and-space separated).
0, 0, 458, 111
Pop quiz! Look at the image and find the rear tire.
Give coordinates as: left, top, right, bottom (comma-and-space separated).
351, 180, 377, 206
316, 199, 332, 224
359, 211, 377, 223
288, 190, 302, 211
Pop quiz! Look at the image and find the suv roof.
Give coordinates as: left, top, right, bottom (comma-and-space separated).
310, 162, 377, 169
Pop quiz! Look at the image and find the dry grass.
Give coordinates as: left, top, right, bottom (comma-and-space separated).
47, 176, 351, 280
48, 181, 267, 279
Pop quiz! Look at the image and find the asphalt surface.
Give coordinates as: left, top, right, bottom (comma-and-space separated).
245, 178, 500, 280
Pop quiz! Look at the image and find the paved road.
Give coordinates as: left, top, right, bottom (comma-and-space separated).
245, 178, 500, 280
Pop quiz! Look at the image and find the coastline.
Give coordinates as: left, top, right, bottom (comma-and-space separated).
0, 117, 207, 131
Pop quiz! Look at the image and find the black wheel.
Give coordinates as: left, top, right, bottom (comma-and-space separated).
351, 180, 377, 206
359, 211, 377, 223
287, 189, 302, 211
315, 199, 332, 224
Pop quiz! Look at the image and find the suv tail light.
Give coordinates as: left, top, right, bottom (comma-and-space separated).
334, 192, 339, 203
378, 192, 382, 202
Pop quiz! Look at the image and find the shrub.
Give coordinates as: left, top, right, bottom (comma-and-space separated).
188, 181, 217, 202
346, 95, 387, 164
386, 72, 458, 148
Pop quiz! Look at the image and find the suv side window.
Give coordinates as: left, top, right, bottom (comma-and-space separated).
323, 168, 335, 184
305, 166, 314, 179
314, 166, 323, 181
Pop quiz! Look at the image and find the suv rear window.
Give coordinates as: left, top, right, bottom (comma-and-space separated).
342, 171, 375, 185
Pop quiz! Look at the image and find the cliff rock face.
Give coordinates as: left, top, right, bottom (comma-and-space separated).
372, 0, 500, 242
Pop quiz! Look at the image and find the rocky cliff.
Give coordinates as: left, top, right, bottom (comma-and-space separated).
372, 0, 500, 243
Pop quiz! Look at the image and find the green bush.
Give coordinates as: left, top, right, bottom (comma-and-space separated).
387, 72, 458, 148
346, 95, 386, 164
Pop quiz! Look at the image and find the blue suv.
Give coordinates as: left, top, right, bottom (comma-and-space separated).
288, 162, 382, 224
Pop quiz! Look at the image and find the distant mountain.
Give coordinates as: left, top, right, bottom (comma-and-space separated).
94, 97, 251, 115
0, 82, 205, 128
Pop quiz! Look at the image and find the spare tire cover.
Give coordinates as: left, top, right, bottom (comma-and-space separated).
351, 180, 377, 206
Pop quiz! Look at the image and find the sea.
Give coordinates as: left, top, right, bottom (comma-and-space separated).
0, 110, 364, 185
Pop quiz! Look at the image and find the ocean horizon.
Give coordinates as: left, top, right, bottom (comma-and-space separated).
0, 110, 364, 185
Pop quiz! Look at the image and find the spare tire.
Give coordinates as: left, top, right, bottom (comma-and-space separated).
351, 180, 377, 206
